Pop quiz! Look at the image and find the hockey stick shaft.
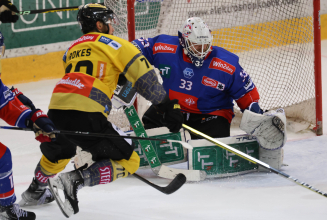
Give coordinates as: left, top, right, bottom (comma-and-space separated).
182, 124, 327, 198
18, 6, 79, 15
16, 3, 104, 15
1, 126, 186, 194
0, 126, 192, 149
133, 173, 186, 195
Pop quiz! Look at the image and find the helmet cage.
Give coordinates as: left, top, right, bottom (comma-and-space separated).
180, 17, 213, 63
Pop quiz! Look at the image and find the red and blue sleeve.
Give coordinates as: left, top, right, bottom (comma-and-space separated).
0, 79, 31, 128
229, 67, 260, 110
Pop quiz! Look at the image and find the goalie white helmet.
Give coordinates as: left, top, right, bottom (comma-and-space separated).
178, 17, 213, 68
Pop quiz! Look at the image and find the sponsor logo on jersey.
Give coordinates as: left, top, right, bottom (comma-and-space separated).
99, 36, 112, 44
201, 76, 225, 91
159, 64, 171, 79
69, 34, 98, 50
183, 68, 194, 79
56, 77, 85, 89
99, 166, 112, 184
97, 61, 107, 80
153, 43, 178, 54
185, 97, 196, 106
3, 88, 11, 99
209, 57, 236, 75
202, 76, 217, 87
99, 36, 122, 50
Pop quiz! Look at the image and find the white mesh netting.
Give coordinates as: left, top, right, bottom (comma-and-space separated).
104, 0, 320, 131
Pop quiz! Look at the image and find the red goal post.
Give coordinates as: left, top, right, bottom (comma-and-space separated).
105, 0, 323, 135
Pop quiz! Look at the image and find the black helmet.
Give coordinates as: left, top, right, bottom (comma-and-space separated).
77, 3, 117, 34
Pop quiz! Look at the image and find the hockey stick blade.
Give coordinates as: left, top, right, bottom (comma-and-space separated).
0, 126, 192, 149
133, 173, 186, 195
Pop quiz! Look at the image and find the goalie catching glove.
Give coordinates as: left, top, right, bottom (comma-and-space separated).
240, 108, 287, 150
154, 96, 184, 133
26, 109, 57, 143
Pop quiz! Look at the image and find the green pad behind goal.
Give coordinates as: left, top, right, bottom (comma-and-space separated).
128, 127, 188, 168
188, 135, 259, 178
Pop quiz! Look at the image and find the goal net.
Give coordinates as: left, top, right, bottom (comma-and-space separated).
105, 0, 322, 134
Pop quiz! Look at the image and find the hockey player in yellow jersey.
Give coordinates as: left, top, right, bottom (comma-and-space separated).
18, 3, 184, 218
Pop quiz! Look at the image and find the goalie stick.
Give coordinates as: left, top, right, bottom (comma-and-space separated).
182, 124, 327, 199
0, 126, 193, 150
1, 3, 104, 15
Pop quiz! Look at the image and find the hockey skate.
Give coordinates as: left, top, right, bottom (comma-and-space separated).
48, 169, 84, 218
0, 204, 36, 220
18, 178, 54, 207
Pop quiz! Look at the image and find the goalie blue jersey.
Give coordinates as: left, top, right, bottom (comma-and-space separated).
132, 35, 260, 122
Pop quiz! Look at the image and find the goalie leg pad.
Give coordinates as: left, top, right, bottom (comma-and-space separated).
259, 147, 284, 171
240, 109, 287, 150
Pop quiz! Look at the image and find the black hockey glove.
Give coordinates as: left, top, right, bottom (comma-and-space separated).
117, 74, 127, 86
10, 86, 36, 110
154, 96, 183, 133
0, 0, 19, 23
0, 0, 18, 12
26, 109, 57, 143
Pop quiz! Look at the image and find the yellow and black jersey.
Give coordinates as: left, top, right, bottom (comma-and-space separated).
49, 32, 166, 116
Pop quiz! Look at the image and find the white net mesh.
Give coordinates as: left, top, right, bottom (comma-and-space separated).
104, 0, 319, 131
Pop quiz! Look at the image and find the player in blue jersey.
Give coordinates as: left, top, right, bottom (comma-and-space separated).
132, 17, 262, 139
0, 2, 56, 219
133, 17, 286, 150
